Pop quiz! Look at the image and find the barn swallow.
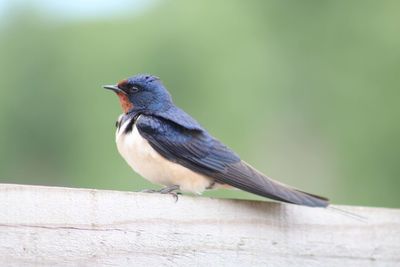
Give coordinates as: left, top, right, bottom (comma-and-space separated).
104, 74, 329, 207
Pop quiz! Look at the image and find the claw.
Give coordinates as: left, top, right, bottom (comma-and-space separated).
169, 191, 179, 203
159, 185, 180, 202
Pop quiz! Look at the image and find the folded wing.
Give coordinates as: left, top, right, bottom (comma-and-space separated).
136, 114, 329, 207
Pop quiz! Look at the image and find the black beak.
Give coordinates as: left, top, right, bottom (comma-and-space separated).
103, 85, 127, 95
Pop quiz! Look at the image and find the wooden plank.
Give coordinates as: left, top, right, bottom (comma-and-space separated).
0, 183, 399, 267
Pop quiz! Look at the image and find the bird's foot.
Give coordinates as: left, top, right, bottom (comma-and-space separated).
141, 185, 181, 202
140, 189, 158, 193
158, 185, 180, 194
159, 185, 180, 202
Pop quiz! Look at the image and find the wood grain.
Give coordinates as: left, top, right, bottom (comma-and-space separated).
0, 184, 399, 267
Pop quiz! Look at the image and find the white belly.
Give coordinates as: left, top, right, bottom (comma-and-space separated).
115, 115, 214, 194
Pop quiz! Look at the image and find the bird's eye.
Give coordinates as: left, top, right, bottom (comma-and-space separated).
129, 86, 139, 93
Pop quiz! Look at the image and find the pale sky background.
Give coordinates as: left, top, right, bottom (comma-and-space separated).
0, 0, 158, 21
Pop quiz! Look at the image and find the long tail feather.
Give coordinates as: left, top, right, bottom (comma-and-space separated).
216, 161, 329, 207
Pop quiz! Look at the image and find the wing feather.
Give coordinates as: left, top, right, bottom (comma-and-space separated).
136, 114, 329, 207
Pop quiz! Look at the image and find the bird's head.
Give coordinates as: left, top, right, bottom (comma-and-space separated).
103, 74, 173, 113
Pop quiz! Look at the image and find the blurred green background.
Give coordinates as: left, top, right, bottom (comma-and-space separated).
0, 0, 399, 208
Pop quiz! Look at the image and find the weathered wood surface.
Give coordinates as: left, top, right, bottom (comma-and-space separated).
0, 184, 399, 267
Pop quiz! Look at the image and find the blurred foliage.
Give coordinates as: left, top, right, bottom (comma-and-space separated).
0, 0, 399, 207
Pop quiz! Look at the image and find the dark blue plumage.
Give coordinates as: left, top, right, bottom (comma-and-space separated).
105, 74, 329, 207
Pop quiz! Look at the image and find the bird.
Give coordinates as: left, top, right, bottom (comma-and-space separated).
103, 74, 329, 207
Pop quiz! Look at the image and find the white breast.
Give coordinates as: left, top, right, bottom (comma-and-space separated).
115, 115, 214, 194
